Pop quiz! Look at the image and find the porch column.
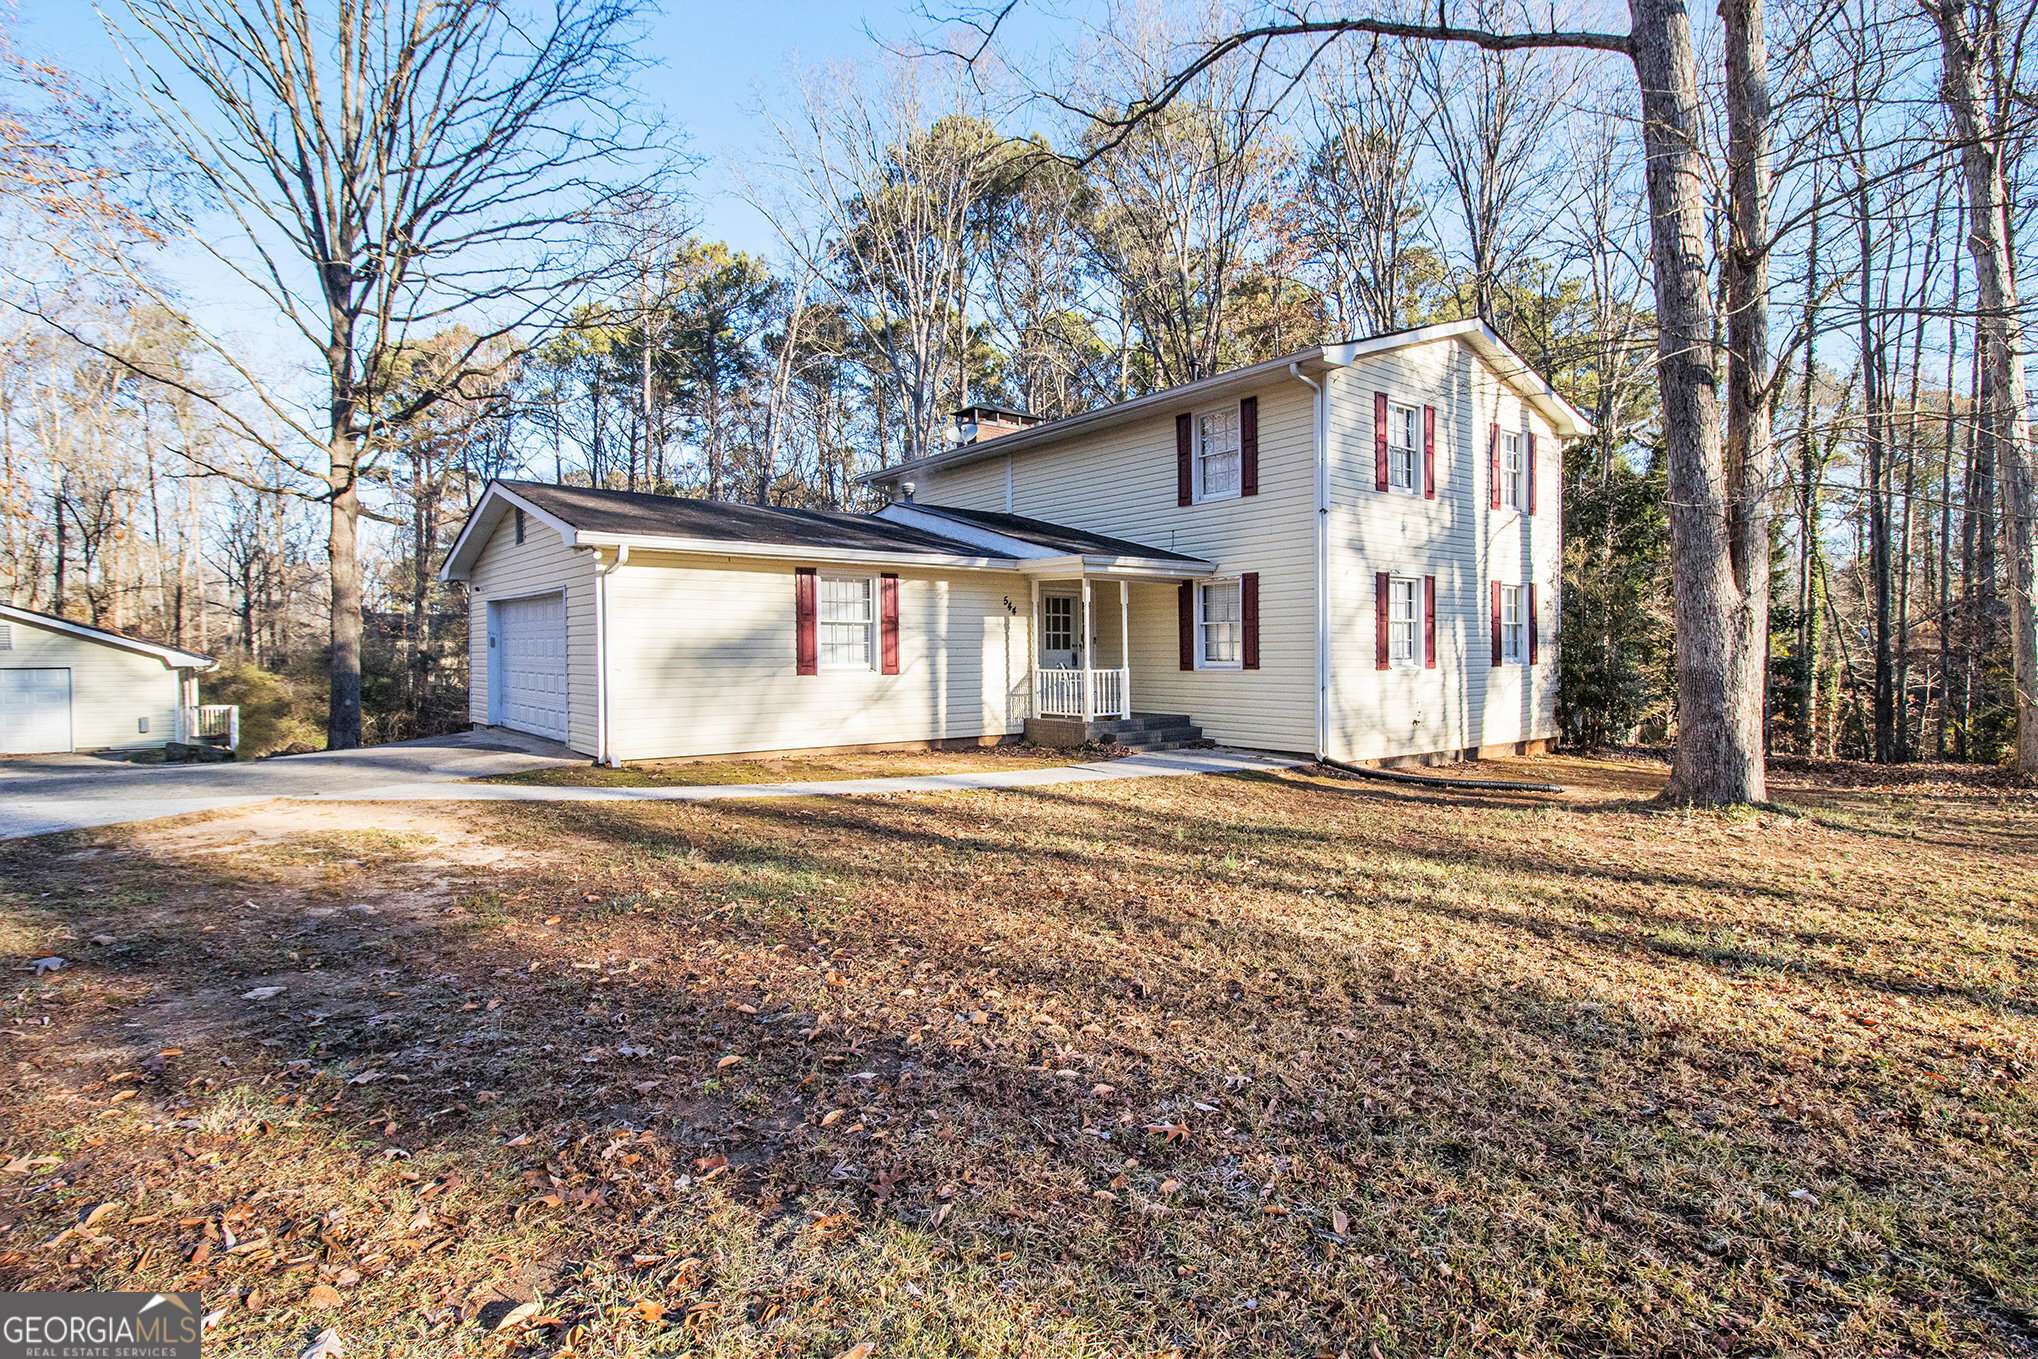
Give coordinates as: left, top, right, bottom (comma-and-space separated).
1029, 578, 1041, 720
1120, 580, 1132, 718
1080, 577, 1094, 721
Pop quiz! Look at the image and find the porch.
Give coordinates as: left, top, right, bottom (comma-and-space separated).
1024, 575, 1204, 751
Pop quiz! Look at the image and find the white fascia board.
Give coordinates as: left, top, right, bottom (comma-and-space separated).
0, 603, 214, 670
571, 531, 1020, 573
1014, 554, 1214, 579
439, 481, 583, 581
1342, 319, 1596, 439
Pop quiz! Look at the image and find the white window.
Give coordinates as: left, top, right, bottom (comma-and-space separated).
1388, 402, 1421, 493
1198, 578, 1242, 667
1499, 431, 1524, 510
1043, 595, 1075, 654
1500, 583, 1526, 664
1195, 407, 1241, 502
1388, 576, 1421, 666
819, 573, 876, 670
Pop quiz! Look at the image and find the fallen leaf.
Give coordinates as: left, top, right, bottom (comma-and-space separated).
299, 1327, 343, 1359
305, 1284, 343, 1309
1331, 1206, 1350, 1235
242, 986, 286, 1001
715, 1054, 744, 1070
493, 1301, 542, 1332
348, 1070, 385, 1086
78, 1201, 121, 1229
836, 1345, 876, 1359
632, 1299, 666, 1323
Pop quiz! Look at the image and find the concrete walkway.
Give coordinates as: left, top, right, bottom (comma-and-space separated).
0, 743, 1304, 840
0, 730, 583, 840
312, 747, 1305, 806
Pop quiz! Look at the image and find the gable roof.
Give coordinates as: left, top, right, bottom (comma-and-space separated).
440, 480, 1214, 580
0, 603, 214, 669
859, 318, 1595, 488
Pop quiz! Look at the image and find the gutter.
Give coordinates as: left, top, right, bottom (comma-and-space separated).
1289, 362, 1330, 762
594, 544, 628, 767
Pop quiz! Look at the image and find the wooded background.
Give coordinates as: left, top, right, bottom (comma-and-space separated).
0, 0, 2030, 776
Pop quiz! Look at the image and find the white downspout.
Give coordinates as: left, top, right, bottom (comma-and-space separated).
595, 544, 629, 767
1290, 362, 1329, 761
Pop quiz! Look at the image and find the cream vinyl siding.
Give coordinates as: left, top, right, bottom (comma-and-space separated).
464, 511, 600, 755
1322, 341, 1561, 762
604, 554, 1028, 761
0, 615, 186, 750
918, 378, 1320, 752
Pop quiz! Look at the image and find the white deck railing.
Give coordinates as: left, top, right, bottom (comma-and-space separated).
1034, 667, 1130, 721
191, 705, 241, 750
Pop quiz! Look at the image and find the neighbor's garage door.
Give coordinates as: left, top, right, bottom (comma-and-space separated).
0, 668, 73, 754
493, 593, 568, 741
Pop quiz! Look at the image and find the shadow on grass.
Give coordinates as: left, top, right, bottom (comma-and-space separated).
1, 766, 2035, 1357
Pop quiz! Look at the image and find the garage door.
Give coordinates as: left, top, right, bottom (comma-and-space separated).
0, 668, 73, 754
493, 593, 568, 741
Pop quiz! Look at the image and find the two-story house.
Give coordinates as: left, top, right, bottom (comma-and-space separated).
439, 318, 1591, 766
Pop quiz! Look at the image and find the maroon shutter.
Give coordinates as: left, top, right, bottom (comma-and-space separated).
1176, 412, 1193, 506
879, 573, 900, 675
1422, 405, 1437, 499
1375, 572, 1390, 670
1239, 396, 1259, 497
1424, 575, 1437, 669
1374, 392, 1390, 491
794, 567, 818, 676
1490, 580, 1503, 665
1528, 582, 1539, 664
1178, 580, 1195, 670
1241, 571, 1260, 669
1488, 423, 1501, 509
1527, 432, 1538, 514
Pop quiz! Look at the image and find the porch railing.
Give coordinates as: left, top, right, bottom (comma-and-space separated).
1034, 667, 1130, 721
190, 704, 241, 750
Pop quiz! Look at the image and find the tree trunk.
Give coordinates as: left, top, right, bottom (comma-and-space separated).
1636, 0, 1767, 803
328, 428, 364, 750
1925, 0, 2035, 773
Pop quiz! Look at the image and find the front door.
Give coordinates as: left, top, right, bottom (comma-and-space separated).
1040, 592, 1082, 669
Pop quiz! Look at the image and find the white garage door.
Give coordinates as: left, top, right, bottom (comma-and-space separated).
493, 593, 568, 741
0, 668, 73, 754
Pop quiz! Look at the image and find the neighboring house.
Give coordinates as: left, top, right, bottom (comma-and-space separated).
440, 318, 1591, 766
0, 604, 217, 755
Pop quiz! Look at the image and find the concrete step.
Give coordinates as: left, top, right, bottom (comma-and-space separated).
1103, 726, 1205, 752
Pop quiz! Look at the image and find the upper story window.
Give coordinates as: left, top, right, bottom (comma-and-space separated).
819, 574, 876, 670
1198, 578, 1242, 667
1388, 402, 1421, 494
1499, 431, 1525, 510
1500, 583, 1526, 664
1387, 576, 1421, 666
1195, 408, 1241, 502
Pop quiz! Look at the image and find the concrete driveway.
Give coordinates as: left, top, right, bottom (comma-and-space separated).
0, 730, 584, 839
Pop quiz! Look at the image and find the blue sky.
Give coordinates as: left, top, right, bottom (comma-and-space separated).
16, 0, 946, 256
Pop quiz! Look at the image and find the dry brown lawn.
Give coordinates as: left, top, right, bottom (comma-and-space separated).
1, 753, 2033, 1358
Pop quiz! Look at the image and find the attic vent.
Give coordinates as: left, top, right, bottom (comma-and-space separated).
515, 508, 526, 544
0, 622, 11, 651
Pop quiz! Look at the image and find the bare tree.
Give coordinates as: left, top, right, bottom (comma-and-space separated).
1923, 0, 2038, 775
48, 0, 672, 747
936, 0, 1777, 804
